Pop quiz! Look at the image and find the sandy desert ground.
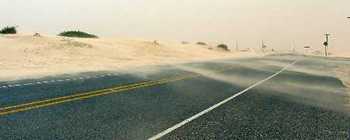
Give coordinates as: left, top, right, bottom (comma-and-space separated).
0, 34, 261, 81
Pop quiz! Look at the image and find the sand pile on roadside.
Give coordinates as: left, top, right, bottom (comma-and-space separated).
335, 66, 350, 89
0, 34, 259, 81
329, 47, 350, 58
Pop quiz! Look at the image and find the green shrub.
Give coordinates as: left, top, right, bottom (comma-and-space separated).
58, 30, 98, 38
0, 26, 17, 34
197, 42, 207, 46
217, 44, 230, 51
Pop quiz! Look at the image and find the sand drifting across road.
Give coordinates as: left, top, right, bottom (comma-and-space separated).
0, 34, 259, 81
176, 56, 350, 114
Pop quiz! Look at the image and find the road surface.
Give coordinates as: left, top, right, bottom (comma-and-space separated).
0, 54, 349, 139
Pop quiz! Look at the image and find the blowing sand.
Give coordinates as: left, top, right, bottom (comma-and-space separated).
0, 34, 259, 81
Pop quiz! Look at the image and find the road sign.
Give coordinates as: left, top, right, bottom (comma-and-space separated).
323, 42, 328, 47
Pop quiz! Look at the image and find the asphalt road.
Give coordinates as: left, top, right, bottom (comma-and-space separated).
0, 54, 350, 140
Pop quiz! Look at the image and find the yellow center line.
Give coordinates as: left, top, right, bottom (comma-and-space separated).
0, 74, 200, 116
0, 66, 234, 116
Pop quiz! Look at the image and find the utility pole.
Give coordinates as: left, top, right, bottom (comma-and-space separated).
291, 41, 296, 53
235, 41, 239, 52
323, 33, 330, 56
261, 40, 267, 53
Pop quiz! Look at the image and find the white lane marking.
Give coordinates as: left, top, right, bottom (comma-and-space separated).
0, 73, 119, 89
23, 83, 33, 86
7, 84, 19, 87
148, 60, 298, 140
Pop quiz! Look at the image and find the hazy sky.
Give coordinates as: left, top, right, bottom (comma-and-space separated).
1, 0, 350, 50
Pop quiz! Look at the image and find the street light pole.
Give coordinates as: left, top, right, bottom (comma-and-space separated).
235, 41, 239, 52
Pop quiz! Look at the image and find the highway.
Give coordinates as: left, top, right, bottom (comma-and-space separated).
0, 54, 349, 139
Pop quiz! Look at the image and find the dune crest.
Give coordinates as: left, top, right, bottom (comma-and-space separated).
0, 34, 259, 81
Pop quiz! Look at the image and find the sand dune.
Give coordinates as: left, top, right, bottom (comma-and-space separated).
0, 34, 259, 81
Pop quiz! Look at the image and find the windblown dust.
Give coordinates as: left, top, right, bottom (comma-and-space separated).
0, 34, 259, 81
176, 57, 350, 114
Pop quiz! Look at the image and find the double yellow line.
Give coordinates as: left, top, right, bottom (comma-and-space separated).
0, 66, 235, 116
0, 74, 201, 116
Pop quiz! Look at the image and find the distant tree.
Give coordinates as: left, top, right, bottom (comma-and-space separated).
217, 44, 230, 51
58, 30, 98, 38
0, 26, 17, 34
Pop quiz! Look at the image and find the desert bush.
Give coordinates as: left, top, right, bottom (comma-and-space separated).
182, 41, 190, 44
58, 30, 98, 38
0, 26, 17, 34
197, 42, 207, 46
217, 44, 230, 51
